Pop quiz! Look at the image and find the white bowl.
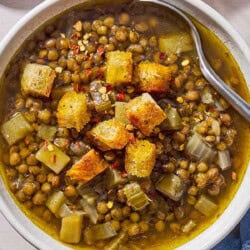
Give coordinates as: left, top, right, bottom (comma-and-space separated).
0, 0, 249, 249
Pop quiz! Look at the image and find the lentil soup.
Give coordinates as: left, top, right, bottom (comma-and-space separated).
0, 2, 249, 249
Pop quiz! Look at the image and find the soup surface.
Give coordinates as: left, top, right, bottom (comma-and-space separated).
0, 2, 250, 249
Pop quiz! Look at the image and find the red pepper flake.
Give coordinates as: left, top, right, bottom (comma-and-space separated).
106, 85, 112, 92
147, 190, 157, 196
209, 107, 215, 113
159, 52, 167, 60
72, 83, 85, 93
91, 116, 100, 123
97, 46, 105, 56
231, 171, 237, 181
97, 66, 105, 79
119, 171, 128, 178
72, 83, 80, 92
117, 91, 125, 101
110, 162, 119, 170
43, 140, 49, 150
89, 53, 94, 61
75, 141, 81, 148
73, 45, 80, 55
70, 32, 81, 40
50, 154, 57, 164
86, 69, 92, 78
129, 134, 136, 144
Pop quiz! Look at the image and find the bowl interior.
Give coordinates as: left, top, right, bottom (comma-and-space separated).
0, 1, 249, 250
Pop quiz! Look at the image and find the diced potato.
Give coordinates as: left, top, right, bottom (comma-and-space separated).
35, 142, 70, 174
106, 51, 132, 86
21, 63, 56, 98
57, 91, 90, 132
87, 119, 130, 151
126, 93, 166, 136
159, 32, 193, 54
66, 149, 108, 183
1, 112, 33, 145
60, 214, 83, 244
137, 61, 172, 93
125, 139, 156, 177
115, 102, 130, 125
46, 191, 66, 215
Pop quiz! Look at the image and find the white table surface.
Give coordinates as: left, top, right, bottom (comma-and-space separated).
0, 1, 249, 249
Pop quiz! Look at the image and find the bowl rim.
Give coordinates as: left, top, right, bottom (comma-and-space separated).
0, 0, 249, 250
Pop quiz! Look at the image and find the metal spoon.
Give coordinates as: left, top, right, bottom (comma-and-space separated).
139, 0, 250, 122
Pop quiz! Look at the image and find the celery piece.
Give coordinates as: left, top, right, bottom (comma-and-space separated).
164, 106, 182, 130
60, 214, 83, 244
80, 198, 98, 224
106, 168, 128, 188
186, 133, 217, 162
37, 125, 57, 141
51, 85, 73, 100
159, 32, 193, 54
218, 150, 231, 170
35, 142, 70, 174
1, 112, 33, 145
156, 174, 184, 201
46, 191, 66, 215
123, 182, 149, 211
115, 102, 130, 125
195, 195, 218, 216
182, 220, 196, 233
104, 231, 127, 250
88, 222, 117, 241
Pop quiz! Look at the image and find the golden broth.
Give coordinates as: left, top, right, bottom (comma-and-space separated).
0, 2, 249, 250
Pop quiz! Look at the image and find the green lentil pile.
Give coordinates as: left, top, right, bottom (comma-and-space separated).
0, 2, 243, 249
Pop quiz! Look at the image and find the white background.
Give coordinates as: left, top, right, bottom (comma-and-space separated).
0, 0, 249, 249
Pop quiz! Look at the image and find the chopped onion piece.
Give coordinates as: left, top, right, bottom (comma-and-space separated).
218, 150, 231, 170
201, 87, 214, 104
211, 119, 221, 136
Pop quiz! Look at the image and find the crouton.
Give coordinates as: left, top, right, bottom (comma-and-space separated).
126, 93, 166, 136
125, 139, 156, 177
66, 149, 108, 183
57, 91, 90, 132
137, 62, 172, 93
106, 51, 132, 86
88, 119, 130, 151
21, 63, 56, 98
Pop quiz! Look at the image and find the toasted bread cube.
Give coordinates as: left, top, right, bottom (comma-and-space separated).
21, 63, 56, 98
137, 62, 172, 93
88, 119, 130, 151
66, 149, 108, 183
57, 91, 90, 132
125, 139, 156, 177
126, 93, 166, 136
106, 51, 132, 86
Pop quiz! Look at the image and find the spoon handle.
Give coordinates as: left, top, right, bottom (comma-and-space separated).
199, 58, 250, 122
